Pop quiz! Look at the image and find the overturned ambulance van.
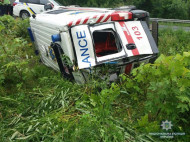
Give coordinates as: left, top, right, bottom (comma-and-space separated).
28, 6, 159, 83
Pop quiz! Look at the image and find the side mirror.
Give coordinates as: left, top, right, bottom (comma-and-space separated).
44, 3, 53, 11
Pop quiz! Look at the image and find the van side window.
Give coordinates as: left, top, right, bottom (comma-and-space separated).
93, 29, 122, 57
40, 0, 49, 5
28, 0, 40, 4
19, 0, 29, 2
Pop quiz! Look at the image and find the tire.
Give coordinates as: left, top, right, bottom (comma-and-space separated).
20, 10, 30, 19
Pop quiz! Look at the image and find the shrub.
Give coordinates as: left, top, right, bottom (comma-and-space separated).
120, 52, 190, 140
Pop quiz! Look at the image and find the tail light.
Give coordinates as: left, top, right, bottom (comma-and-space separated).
111, 11, 132, 21
13, 2, 17, 6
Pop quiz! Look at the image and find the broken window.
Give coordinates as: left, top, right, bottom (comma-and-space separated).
93, 29, 122, 57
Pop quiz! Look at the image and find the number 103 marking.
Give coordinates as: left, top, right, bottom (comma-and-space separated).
132, 26, 143, 40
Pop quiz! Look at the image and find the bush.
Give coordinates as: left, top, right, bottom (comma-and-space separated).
120, 52, 190, 140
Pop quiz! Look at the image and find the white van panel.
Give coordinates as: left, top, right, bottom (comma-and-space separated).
60, 32, 75, 63
71, 25, 96, 69
115, 21, 153, 57
30, 20, 60, 70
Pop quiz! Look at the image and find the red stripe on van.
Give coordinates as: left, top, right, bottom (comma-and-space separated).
119, 22, 139, 56
68, 21, 73, 27
83, 17, 89, 24
103, 14, 111, 22
76, 18, 82, 25
96, 14, 105, 23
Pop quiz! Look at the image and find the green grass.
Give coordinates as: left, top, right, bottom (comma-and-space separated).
158, 22, 190, 27
0, 15, 190, 142
150, 21, 190, 27
158, 28, 190, 55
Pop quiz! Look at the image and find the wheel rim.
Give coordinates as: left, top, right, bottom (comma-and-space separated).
21, 12, 29, 19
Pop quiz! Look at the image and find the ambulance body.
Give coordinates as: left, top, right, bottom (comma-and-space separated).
29, 6, 158, 83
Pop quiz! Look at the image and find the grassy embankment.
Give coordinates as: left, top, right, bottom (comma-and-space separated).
0, 16, 190, 142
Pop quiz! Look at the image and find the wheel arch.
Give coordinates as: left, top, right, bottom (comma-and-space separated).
19, 10, 31, 18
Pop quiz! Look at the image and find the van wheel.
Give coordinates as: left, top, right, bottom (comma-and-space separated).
20, 11, 30, 19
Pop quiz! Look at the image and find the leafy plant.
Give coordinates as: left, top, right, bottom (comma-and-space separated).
120, 52, 190, 140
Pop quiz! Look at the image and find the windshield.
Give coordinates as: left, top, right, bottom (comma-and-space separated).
49, 0, 62, 6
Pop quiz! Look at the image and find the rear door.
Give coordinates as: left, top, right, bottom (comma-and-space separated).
71, 23, 127, 69
71, 21, 158, 69
89, 23, 127, 63
115, 21, 158, 57
71, 25, 96, 69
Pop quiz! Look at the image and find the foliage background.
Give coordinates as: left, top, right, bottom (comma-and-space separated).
57, 0, 190, 20
0, 14, 190, 142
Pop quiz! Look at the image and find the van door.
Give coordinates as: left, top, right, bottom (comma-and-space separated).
71, 23, 127, 69
71, 25, 96, 69
115, 21, 158, 57
71, 21, 158, 69
89, 23, 127, 64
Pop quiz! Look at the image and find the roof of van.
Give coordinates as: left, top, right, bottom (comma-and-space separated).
30, 7, 132, 31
